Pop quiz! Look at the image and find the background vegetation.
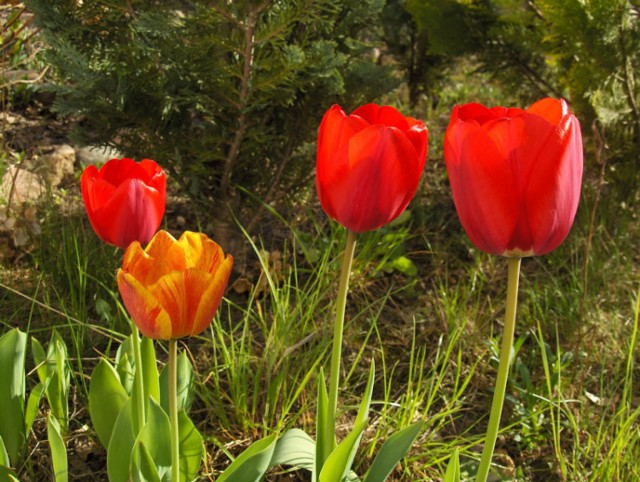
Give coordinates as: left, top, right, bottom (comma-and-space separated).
1, 0, 639, 481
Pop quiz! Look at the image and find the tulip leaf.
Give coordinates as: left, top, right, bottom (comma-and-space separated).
0, 328, 27, 466
24, 382, 45, 438
178, 410, 204, 482
131, 442, 162, 482
107, 399, 135, 482
316, 369, 332, 478
269, 428, 316, 471
89, 359, 129, 449
33, 332, 70, 433
0, 435, 10, 467
136, 398, 172, 479
115, 337, 135, 395
47, 415, 68, 482
160, 351, 194, 415
363, 421, 423, 482
443, 448, 461, 482
0, 465, 19, 482
140, 337, 160, 403
318, 420, 367, 482
216, 434, 277, 482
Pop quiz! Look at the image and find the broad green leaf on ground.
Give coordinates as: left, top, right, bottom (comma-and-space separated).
363, 421, 423, 482
216, 434, 278, 482
0, 329, 27, 466
89, 359, 128, 449
140, 337, 160, 403
160, 351, 194, 415
269, 428, 316, 471
131, 442, 162, 482
178, 411, 203, 482
107, 399, 135, 482
319, 420, 367, 482
136, 398, 172, 480
47, 415, 68, 482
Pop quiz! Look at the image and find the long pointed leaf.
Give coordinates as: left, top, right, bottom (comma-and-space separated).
316, 369, 331, 480
140, 337, 160, 403
269, 428, 316, 471
47, 415, 68, 482
217, 435, 277, 482
319, 420, 367, 482
363, 421, 423, 482
0, 329, 27, 466
443, 448, 461, 482
107, 399, 135, 482
89, 359, 128, 449
178, 411, 203, 482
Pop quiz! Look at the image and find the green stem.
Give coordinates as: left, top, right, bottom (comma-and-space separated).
327, 229, 357, 449
475, 256, 522, 482
131, 324, 146, 434
169, 338, 180, 482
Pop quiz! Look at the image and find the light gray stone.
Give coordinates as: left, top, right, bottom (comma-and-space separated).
76, 145, 123, 167
1, 166, 45, 204
44, 144, 76, 187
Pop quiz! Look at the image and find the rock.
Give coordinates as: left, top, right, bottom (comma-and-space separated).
76, 145, 123, 167
44, 144, 76, 187
1, 166, 45, 204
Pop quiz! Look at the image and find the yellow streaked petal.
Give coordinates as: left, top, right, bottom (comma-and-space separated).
177, 231, 224, 272
190, 254, 233, 336
117, 269, 172, 340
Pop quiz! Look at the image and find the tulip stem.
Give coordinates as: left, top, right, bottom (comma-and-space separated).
169, 338, 180, 482
131, 325, 146, 433
327, 229, 357, 451
475, 256, 521, 482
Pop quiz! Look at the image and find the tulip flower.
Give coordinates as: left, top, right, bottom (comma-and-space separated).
316, 103, 428, 233
444, 98, 583, 257
444, 98, 583, 482
81, 158, 166, 249
117, 230, 233, 340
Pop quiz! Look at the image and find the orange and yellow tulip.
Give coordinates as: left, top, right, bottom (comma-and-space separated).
117, 230, 233, 339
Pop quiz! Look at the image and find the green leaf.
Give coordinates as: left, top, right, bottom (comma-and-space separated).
316, 369, 331, 479
160, 351, 194, 415
216, 434, 277, 482
31, 337, 47, 383
443, 448, 460, 482
115, 337, 135, 395
178, 411, 204, 482
130, 442, 162, 482
0, 465, 19, 482
47, 415, 68, 482
0, 328, 27, 466
319, 419, 367, 482
269, 428, 315, 471
363, 421, 423, 482
25, 382, 45, 437
140, 337, 160, 403
0, 435, 10, 467
136, 398, 172, 479
46, 331, 71, 432
107, 399, 136, 482
89, 359, 129, 449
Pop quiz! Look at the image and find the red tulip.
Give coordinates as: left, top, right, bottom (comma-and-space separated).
316, 104, 428, 232
81, 158, 166, 249
444, 98, 583, 256
117, 230, 233, 340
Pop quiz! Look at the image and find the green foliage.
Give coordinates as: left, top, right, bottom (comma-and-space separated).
25, 0, 399, 228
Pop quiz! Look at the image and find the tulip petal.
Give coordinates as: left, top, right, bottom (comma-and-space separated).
176, 232, 225, 273
123, 231, 187, 286
352, 104, 410, 131
190, 254, 234, 336
117, 270, 172, 340
93, 178, 164, 247
316, 105, 369, 220
328, 125, 420, 232
445, 113, 519, 254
